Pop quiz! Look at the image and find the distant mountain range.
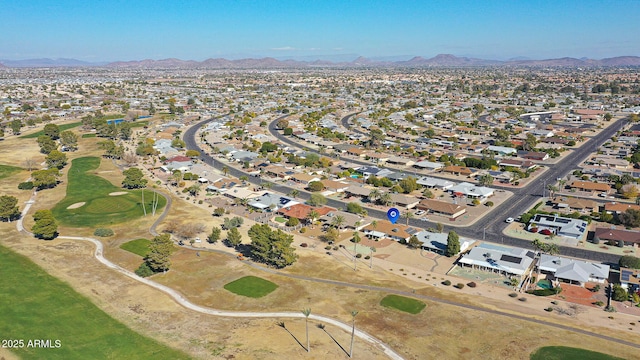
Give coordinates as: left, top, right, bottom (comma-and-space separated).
1, 54, 640, 68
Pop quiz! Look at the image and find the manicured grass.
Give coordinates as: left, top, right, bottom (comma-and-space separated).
274, 216, 287, 223
530, 346, 624, 360
120, 238, 151, 257
81, 133, 96, 138
19, 121, 83, 139
0, 164, 23, 179
380, 294, 426, 314
223, 276, 278, 298
51, 157, 166, 227
0, 244, 189, 360
130, 120, 149, 128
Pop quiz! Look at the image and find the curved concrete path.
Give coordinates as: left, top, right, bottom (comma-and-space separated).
16, 190, 404, 360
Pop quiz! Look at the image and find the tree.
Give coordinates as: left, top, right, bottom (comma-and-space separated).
621, 184, 639, 200
436, 222, 444, 233
31, 168, 59, 189
171, 138, 186, 149
612, 284, 628, 302
185, 149, 200, 158
478, 174, 494, 187
145, 233, 175, 273
307, 193, 327, 206
122, 168, 147, 189
368, 189, 381, 203
32, 209, 57, 240
403, 210, 414, 225
352, 231, 361, 254
620, 255, 640, 269
307, 181, 324, 192
547, 184, 558, 198
346, 202, 365, 215
398, 176, 418, 194
524, 133, 538, 151
288, 189, 299, 198
331, 215, 346, 231
306, 210, 320, 228
99, 140, 124, 159
37, 135, 57, 154
227, 227, 242, 247
0, 195, 20, 221
207, 226, 222, 244
276, 118, 289, 129
45, 150, 67, 170
43, 124, 60, 139
408, 235, 422, 249
10, 119, 22, 135
349, 310, 358, 358
446, 231, 460, 257
619, 209, 640, 228
378, 192, 392, 206
248, 224, 298, 268
222, 166, 229, 176
302, 308, 311, 352
285, 217, 299, 227
186, 184, 201, 196
213, 207, 226, 217
59, 130, 78, 151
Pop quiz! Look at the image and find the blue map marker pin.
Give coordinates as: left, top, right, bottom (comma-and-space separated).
387, 207, 400, 224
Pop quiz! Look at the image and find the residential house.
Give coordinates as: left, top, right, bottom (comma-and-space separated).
528, 214, 588, 240
620, 268, 640, 291
537, 254, 610, 286
278, 204, 335, 222
389, 193, 420, 209
518, 151, 549, 161
604, 202, 640, 214
449, 182, 494, 201
416, 176, 454, 190
290, 173, 321, 186
457, 243, 536, 277
593, 227, 640, 248
443, 166, 475, 176
416, 198, 467, 219
362, 220, 419, 242
569, 180, 610, 194
345, 185, 373, 198
415, 230, 474, 255
248, 192, 299, 211
413, 160, 444, 171
550, 197, 597, 213
320, 179, 350, 193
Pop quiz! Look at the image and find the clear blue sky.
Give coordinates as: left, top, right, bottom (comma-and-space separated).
1, 0, 638, 61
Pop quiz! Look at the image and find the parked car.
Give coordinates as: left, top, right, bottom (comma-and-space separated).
415, 210, 426, 216
420, 217, 429, 222
505, 217, 514, 223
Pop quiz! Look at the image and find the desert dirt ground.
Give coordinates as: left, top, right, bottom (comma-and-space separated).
2, 130, 640, 359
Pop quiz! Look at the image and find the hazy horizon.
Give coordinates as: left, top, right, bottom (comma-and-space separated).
2, 0, 639, 62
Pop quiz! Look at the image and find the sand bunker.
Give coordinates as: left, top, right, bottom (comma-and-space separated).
67, 202, 86, 209
109, 192, 128, 196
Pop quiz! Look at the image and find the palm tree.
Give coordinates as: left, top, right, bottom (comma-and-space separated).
378, 192, 392, 206
403, 210, 414, 225
187, 183, 201, 197
222, 165, 229, 176
307, 210, 320, 228
349, 310, 359, 358
547, 184, 558, 199
261, 182, 273, 190
331, 215, 346, 231
288, 189, 300, 198
371, 220, 378, 231
301, 308, 311, 352
368, 189, 381, 203
352, 231, 361, 254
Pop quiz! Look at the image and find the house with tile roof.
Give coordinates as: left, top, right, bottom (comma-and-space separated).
537, 254, 610, 286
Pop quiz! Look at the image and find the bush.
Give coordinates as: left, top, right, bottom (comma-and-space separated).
135, 262, 154, 277
356, 253, 362, 258
509, 292, 518, 298
299, 227, 307, 233
213, 207, 226, 217
485, 201, 494, 207
619, 256, 640, 269
467, 282, 477, 288
519, 297, 527, 302
18, 181, 34, 190
530, 287, 562, 296
454, 283, 465, 289
545, 307, 553, 312
442, 280, 451, 286
94, 228, 114, 237
285, 217, 299, 227
593, 301, 605, 307
324, 246, 332, 250
364, 255, 370, 260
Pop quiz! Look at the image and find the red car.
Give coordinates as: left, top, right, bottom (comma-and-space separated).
539, 229, 553, 236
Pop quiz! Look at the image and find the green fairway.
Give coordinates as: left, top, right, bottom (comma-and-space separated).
0, 164, 23, 179
223, 276, 278, 298
19, 121, 83, 139
0, 244, 189, 360
530, 346, 624, 360
120, 238, 151, 257
380, 294, 426, 314
81, 133, 96, 138
51, 157, 165, 227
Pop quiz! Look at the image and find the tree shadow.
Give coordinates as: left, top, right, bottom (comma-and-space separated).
276, 321, 306, 351
317, 323, 349, 356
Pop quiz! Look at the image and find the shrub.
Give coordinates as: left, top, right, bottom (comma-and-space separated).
485, 201, 494, 207
324, 246, 332, 250
519, 297, 527, 302
300, 243, 308, 248
213, 207, 226, 217
619, 255, 640, 269
442, 280, 451, 286
467, 282, 477, 288
285, 217, 299, 227
198, 200, 203, 204
454, 283, 465, 289
509, 292, 518, 298
333, 246, 338, 250
593, 301, 605, 307
364, 255, 370, 260
545, 307, 553, 312
355, 253, 362, 258
299, 227, 307, 233
94, 228, 114, 237
530, 287, 562, 296
135, 262, 154, 277
18, 181, 34, 190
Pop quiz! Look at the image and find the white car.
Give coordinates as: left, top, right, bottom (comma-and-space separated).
420, 217, 429, 222
415, 210, 425, 216
505, 217, 514, 223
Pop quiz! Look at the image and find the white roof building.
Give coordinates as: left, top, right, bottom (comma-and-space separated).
538, 254, 610, 286
458, 243, 536, 277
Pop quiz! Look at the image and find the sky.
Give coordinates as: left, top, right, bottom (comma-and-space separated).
1, 0, 639, 62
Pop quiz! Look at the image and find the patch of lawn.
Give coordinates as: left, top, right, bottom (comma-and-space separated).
274, 216, 287, 223
19, 121, 83, 139
224, 276, 278, 298
51, 157, 165, 227
530, 346, 624, 360
380, 294, 426, 314
81, 133, 96, 138
130, 120, 149, 128
120, 238, 151, 257
0, 244, 189, 360
0, 164, 23, 180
